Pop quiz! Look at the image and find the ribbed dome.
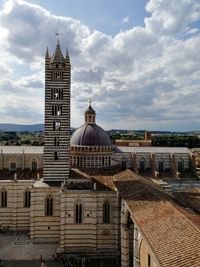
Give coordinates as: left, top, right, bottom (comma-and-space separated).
71, 123, 113, 146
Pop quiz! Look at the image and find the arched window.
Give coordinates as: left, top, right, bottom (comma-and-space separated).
158, 158, 164, 172
80, 157, 83, 166
24, 190, 31, 207
102, 157, 105, 167
55, 137, 60, 147
32, 159, 37, 172
54, 151, 58, 160
109, 157, 111, 166
1, 189, 7, 208
103, 201, 110, 223
75, 203, 83, 223
139, 157, 145, 172
10, 160, 16, 171
45, 195, 53, 216
178, 158, 184, 172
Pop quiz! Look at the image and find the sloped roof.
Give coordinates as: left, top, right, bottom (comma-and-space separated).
113, 170, 200, 267
118, 146, 191, 153
85, 103, 96, 114
174, 188, 200, 214
0, 146, 43, 154
51, 42, 65, 63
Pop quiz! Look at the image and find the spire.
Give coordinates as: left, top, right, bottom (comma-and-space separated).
45, 47, 49, 58
51, 41, 65, 63
65, 48, 69, 58
85, 100, 96, 124
65, 48, 70, 63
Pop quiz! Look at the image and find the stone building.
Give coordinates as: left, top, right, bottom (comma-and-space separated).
0, 41, 200, 267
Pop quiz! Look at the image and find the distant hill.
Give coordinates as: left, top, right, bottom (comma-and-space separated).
0, 123, 44, 132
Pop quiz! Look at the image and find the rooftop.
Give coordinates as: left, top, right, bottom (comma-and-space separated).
174, 188, 200, 214
92, 169, 200, 267
0, 146, 192, 154
118, 146, 191, 153
0, 146, 43, 154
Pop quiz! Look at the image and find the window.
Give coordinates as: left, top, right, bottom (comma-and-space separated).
52, 105, 62, 116
139, 157, 145, 172
1, 189, 7, 208
75, 203, 82, 223
10, 162, 16, 171
122, 160, 126, 170
51, 88, 63, 100
54, 137, 60, 147
24, 190, 31, 207
178, 159, 184, 172
103, 201, 110, 223
51, 71, 63, 81
54, 121, 61, 131
45, 196, 53, 216
148, 253, 151, 267
158, 161, 164, 172
54, 152, 58, 160
32, 160, 37, 172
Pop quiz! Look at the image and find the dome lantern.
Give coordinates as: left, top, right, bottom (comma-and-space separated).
85, 99, 96, 124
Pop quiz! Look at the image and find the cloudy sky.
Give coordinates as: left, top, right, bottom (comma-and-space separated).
0, 0, 200, 131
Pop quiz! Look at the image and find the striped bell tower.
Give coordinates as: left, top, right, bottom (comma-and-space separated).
43, 40, 70, 182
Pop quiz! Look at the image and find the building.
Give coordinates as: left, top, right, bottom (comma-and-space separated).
115, 131, 152, 147
0, 41, 200, 267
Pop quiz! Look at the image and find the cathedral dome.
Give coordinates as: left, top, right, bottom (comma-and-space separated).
71, 101, 113, 147
70, 123, 113, 146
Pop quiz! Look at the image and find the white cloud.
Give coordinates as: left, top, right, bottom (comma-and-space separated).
145, 0, 200, 35
122, 16, 129, 24
0, 0, 200, 130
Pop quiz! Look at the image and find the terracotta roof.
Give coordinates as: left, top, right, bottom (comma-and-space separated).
82, 167, 122, 191
70, 168, 91, 180
174, 188, 200, 214
113, 170, 200, 267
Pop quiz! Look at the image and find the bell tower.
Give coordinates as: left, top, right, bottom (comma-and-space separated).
43, 40, 70, 182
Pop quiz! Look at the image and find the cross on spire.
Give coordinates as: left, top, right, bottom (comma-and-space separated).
55, 32, 62, 43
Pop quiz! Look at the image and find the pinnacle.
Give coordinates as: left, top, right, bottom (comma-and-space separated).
45, 47, 49, 58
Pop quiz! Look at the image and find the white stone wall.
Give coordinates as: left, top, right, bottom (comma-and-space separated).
30, 186, 61, 243
60, 189, 119, 256
0, 180, 33, 230
0, 153, 42, 170
113, 152, 191, 172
